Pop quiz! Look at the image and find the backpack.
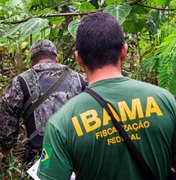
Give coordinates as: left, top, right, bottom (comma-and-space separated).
18, 69, 71, 149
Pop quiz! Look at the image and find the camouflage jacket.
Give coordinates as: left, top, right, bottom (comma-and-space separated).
0, 60, 87, 152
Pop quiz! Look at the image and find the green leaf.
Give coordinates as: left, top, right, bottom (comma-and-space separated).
123, 15, 146, 33
3, 23, 22, 38
152, 0, 170, 5
31, 28, 50, 43
7, 0, 24, 9
71, 1, 95, 11
71, 1, 81, 10
68, 19, 80, 39
142, 56, 159, 72
157, 58, 173, 88
50, 17, 65, 26
21, 18, 49, 37
155, 33, 176, 56
30, 8, 57, 16
105, 0, 114, 5
104, 4, 131, 24
170, 64, 176, 91
79, 2, 95, 11
0, 0, 8, 5
0, 43, 5, 51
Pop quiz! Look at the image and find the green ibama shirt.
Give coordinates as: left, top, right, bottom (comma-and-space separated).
38, 77, 176, 180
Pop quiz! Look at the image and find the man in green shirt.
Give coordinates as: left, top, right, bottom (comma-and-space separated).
37, 12, 176, 180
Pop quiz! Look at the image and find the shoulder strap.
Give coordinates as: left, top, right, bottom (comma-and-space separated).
18, 75, 31, 106
23, 92, 39, 115
18, 75, 40, 117
84, 88, 156, 180
23, 68, 70, 120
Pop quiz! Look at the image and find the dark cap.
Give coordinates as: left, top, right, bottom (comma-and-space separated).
30, 39, 57, 59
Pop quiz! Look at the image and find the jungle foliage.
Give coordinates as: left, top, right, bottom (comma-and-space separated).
0, 0, 175, 94
0, 0, 175, 179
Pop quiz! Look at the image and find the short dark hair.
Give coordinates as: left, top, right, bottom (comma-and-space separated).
30, 51, 57, 64
76, 12, 125, 71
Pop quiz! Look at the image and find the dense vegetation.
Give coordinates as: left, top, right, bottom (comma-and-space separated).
0, 0, 175, 179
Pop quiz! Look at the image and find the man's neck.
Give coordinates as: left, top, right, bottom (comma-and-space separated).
37, 59, 54, 64
31, 59, 54, 67
86, 65, 123, 85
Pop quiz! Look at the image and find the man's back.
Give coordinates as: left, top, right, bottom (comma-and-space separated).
37, 12, 176, 180
0, 60, 86, 154
38, 77, 176, 180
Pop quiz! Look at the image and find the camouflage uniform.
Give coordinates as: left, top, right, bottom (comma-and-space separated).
0, 60, 86, 153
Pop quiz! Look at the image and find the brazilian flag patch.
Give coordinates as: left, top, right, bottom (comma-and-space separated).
40, 145, 52, 168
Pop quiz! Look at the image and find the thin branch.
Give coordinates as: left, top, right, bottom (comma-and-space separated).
1, 10, 99, 25
0, 0, 147, 25
136, 3, 176, 11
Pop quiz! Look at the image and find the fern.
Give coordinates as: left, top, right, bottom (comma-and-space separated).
142, 26, 176, 95
167, 55, 176, 94
157, 57, 173, 88
156, 32, 176, 94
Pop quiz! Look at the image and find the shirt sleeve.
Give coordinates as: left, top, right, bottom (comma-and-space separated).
0, 77, 24, 152
37, 122, 73, 180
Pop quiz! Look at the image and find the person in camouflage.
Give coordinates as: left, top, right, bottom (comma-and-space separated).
0, 39, 87, 162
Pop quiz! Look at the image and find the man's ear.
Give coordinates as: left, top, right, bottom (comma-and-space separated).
119, 43, 128, 63
75, 51, 84, 67
55, 56, 59, 63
